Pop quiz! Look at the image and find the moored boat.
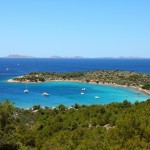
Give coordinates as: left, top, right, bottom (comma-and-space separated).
42, 92, 49, 96
94, 96, 99, 99
24, 89, 29, 93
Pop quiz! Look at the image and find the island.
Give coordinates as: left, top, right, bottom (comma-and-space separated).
8, 70, 150, 95
3, 54, 35, 58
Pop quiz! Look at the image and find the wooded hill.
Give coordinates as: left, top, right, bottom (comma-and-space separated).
13, 70, 150, 89
0, 99, 150, 149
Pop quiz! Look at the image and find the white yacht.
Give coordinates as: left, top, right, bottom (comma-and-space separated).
80, 92, 84, 95
24, 89, 29, 93
42, 92, 49, 96
82, 88, 86, 91
94, 96, 100, 99
24, 84, 29, 93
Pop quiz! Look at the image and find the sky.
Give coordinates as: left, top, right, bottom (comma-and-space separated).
0, 0, 150, 58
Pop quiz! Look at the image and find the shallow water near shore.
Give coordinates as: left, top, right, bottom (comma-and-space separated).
0, 58, 150, 108
0, 80, 149, 108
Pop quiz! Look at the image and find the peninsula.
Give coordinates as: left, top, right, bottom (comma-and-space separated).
8, 70, 150, 95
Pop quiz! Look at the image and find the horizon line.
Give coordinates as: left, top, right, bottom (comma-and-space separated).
1, 55, 150, 59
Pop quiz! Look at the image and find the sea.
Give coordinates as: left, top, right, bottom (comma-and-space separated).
0, 58, 150, 108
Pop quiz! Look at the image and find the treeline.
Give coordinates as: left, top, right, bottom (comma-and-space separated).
13, 70, 150, 89
0, 99, 150, 149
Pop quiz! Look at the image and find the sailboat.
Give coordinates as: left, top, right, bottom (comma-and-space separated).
24, 89, 29, 93
94, 96, 99, 99
42, 92, 49, 96
24, 84, 29, 93
80, 92, 84, 95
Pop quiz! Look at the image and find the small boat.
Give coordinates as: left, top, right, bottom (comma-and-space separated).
24, 84, 29, 93
82, 88, 86, 91
81, 92, 84, 95
42, 92, 49, 96
24, 89, 29, 93
94, 96, 99, 99
6, 68, 9, 71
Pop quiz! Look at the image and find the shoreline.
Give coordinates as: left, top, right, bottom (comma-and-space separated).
7, 78, 150, 96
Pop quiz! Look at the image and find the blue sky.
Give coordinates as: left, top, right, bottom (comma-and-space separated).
0, 0, 150, 57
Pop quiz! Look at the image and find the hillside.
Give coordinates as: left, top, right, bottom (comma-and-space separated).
12, 70, 150, 91
0, 99, 150, 149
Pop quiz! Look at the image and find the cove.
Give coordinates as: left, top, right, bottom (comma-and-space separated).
0, 81, 149, 108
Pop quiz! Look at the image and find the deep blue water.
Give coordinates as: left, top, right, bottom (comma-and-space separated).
1, 58, 150, 76
0, 58, 150, 108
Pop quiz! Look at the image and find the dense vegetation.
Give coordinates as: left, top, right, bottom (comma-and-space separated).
0, 99, 150, 150
13, 70, 150, 89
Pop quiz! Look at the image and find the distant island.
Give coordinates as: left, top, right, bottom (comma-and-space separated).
49, 56, 84, 58
8, 70, 150, 95
3, 54, 35, 58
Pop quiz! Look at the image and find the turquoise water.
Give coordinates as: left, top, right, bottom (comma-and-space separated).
0, 80, 149, 108
0, 58, 150, 108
